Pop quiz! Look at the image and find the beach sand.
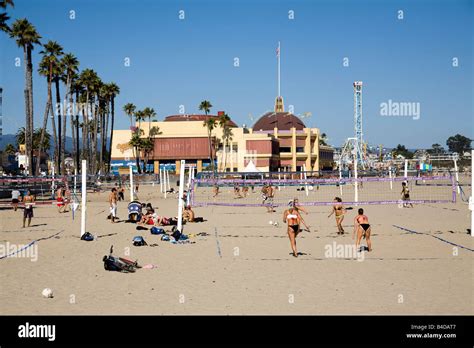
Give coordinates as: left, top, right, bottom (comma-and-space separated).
0, 183, 472, 315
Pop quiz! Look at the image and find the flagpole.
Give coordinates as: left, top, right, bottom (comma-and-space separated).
277, 41, 281, 97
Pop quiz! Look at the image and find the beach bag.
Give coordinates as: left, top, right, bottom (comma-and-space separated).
81, 232, 94, 241
132, 236, 147, 246
150, 227, 165, 235
171, 228, 182, 241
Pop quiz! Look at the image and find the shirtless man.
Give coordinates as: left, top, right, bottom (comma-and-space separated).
109, 188, 118, 223
353, 208, 372, 252
22, 190, 35, 228
262, 183, 275, 213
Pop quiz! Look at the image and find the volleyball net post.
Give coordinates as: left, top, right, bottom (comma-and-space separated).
80, 160, 87, 237
470, 150, 473, 237
129, 165, 134, 202
177, 160, 186, 233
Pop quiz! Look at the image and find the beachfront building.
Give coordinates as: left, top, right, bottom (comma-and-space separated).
111, 100, 334, 174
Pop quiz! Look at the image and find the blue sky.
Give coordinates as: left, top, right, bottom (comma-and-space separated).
0, 0, 472, 149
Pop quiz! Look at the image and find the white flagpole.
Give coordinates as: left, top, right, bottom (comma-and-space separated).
470, 150, 473, 237
129, 165, 134, 202
80, 160, 87, 237
389, 166, 393, 190
277, 41, 281, 97
159, 168, 163, 193
177, 160, 186, 234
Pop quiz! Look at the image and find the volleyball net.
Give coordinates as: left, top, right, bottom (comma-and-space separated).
0, 177, 68, 205
189, 174, 456, 207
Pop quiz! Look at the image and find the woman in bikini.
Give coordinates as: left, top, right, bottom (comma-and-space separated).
353, 208, 372, 252
328, 197, 345, 234
283, 200, 303, 257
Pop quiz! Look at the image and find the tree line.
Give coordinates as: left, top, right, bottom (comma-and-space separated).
1, 0, 120, 175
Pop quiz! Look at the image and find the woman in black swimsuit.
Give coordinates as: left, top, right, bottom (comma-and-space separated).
353, 208, 372, 252
283, 200, 303, 257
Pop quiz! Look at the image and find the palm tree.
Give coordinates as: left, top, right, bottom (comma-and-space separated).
199, 100, 214, 171
129, 129, 144, 174
123, 103, 136, 129
143, 125, 161, 172
61, 53, 78, 173
106, 82, 120, 173
90, 76, 103, 174
99, 83, 111, 174
10, 18, 41, 175
36, 40, 63, 175
319, 133, 328, 146
5, 143, 16, 155
15, 127, 50, 152
77, 68, 99, 165
71, 79, 84, 170
217, 112, 232, 170
0, 0, 14, 33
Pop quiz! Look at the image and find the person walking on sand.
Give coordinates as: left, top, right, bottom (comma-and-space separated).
283, 200, 304, 257
353, 208, 372, 252
109, 188, 118, 223
328, 197, 346, 234
401, 182, 413, 208
56, 187, 66, 213
22, 190, 35, 228
262, 183, 275, 213
11, 188, 21, 211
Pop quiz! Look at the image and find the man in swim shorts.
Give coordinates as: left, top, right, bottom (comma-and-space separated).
22, 190, 35, 228
109, 188, 118, 223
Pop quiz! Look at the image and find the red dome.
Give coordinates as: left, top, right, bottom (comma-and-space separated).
252, 112, 306, 131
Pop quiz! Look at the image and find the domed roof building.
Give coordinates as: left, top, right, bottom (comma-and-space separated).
253, 112, 306, 132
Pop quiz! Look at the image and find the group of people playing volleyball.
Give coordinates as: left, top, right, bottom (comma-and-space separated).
283, 196, 373, 258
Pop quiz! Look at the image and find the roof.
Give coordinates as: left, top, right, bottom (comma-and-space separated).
164, 114, 238, 127
252, 112, 306, 131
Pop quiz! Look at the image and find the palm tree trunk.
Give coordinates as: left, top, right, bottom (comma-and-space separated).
22, 46, 32, 175
75, 90, 80, 171
54, 78, 62, 175
135, 146, 141, 174
49, 96, 59, 171
61, 78, 70, 175
82, 91, 89, 164
107, 97, 115, 173
36, 85, 52, 175
26, 46, 35, 175
69, 83, 76, 172
95, 100, 101, 174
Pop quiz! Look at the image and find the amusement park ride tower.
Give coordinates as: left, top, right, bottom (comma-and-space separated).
340, 81, 368, 170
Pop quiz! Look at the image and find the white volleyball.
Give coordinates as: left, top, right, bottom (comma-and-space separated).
42, 288, 53, 298
268, 220, 273, 225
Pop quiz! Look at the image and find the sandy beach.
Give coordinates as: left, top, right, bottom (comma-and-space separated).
0, 182, 472, 315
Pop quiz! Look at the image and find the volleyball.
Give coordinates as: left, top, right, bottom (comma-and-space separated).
42, 288, 54, 298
